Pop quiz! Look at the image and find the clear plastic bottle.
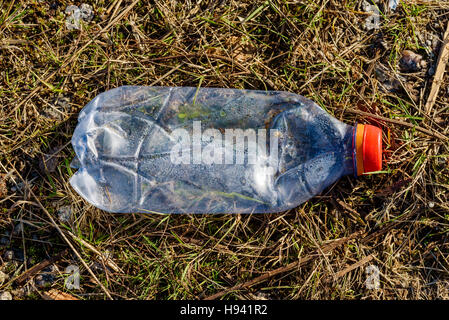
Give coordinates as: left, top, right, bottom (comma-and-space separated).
70, 86, 382, 213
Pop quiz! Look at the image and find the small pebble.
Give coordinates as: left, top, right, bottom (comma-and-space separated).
10, 182, 25, 192
4, 250, 14, 261
400, 50, 427, 72
432, 38, 440, 50
34, 274, 45, 288
91, 261, 105, 272
80, 3, 94, 22
0, 291, 12, 300
34, 272, 55, 289
57, 206, 73, 223
0, 271, 8, 285
13, 222, 24, 235
10, 287, 26, 298
39, 147, 60, 173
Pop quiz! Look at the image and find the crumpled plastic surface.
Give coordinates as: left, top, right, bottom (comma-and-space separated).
70, 86, 354, 213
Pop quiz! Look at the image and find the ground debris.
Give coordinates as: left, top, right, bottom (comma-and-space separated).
389, 0, 398, 11
65, 4, 94, 30
399, 50, 427, 72
14, 250, 68, 286
34, 270, 55, 289
374, 63, 404, 92
57, 206, 73, 224
0, 173, 7, 198
0, 291, 12, 300
0, 270, 8, 286
42, 289, 78, 300
40, 95, 71, 121
3, 250, 14, 261
38, 146, 62, 173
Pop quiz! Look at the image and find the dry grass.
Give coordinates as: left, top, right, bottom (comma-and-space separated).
0, 0, 448, 300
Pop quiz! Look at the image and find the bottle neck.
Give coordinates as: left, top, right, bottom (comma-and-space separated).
341, 125, 357, 177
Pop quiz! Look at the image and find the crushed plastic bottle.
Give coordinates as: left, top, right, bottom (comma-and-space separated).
70, 86, 382, 214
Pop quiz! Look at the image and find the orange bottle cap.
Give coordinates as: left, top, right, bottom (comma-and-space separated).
355, 124, 382, 176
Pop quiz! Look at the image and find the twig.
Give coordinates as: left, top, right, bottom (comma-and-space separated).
149, 63, 184, 86
8, 165, 114, 300
14, 249, 69, 285
335, 199, 366, 225
203, 231, 362, 300
425, 21, 449, 115
64, 230, 123, 274
42, 289, 79, 300
325, 254, 374, 283
9, 0, 141, 117
360, 49, 381, 97
149, 53, 250, 73
361, 208, 417, 244
345, 109, 448, 141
